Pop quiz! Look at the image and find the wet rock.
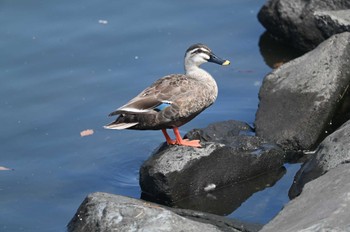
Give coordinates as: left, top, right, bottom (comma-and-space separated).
289, 119, 350, 198
161, 167, 286, 215
184, 120, 254, 144
67, 192, 262, 232
258, 0, 350, 51
170, 207, 262, 232
255, 32, 350, 151
315, 10, 350, 38
67, 192, 224, 232
260, 163, 350, 232
139, 120, 284, 205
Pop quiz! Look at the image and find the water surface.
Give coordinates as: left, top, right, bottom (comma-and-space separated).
0, 0, 297, 231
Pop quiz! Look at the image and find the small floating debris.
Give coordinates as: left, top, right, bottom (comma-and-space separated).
98, 19, 108, 25
80, 129, 94, 137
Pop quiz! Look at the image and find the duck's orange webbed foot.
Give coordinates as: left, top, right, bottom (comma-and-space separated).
162, 128, 202, 148
173, 127, 202, 148
176, 138, 202, 148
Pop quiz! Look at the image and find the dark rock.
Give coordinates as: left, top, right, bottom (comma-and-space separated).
184, 120, 254, 144
170, 207, 263, 232
315, 10, 350, 39
258, 0, 350, 51
289, 119, 350, 198
258, 32, 305, 69
68, 192, 262, 232
139, 120, 285, 207
67, 192, 224, 232
157, 167, 286, 216
255, 32, 350, 151
260, 163, 350, 232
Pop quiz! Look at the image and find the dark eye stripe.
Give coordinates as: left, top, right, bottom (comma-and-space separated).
191, 48, 210, 56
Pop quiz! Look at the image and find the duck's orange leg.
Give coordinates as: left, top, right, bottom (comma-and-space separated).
173, 127, 201, 148
161, 129, 176, 145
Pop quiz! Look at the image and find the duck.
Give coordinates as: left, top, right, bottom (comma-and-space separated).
104, 43, 230, 148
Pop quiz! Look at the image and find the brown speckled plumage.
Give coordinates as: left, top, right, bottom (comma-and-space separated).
104, 43, 230, 147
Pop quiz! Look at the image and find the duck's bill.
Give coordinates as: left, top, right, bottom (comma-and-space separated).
208, 53, 230, 66
222, 60, 230, 65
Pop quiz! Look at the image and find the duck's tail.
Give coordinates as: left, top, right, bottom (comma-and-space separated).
103, 121, 139, 130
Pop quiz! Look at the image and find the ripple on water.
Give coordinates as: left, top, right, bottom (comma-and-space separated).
107, 155, 142, 188
103, 131, 159, 191
104, 136, 159, 189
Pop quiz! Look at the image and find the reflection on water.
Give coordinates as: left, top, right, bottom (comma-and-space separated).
108, 157, 141, 188
141, 163, 300, 225
230, 163, 301, 224
259, 32, 305, 68
169, 167, 286, 215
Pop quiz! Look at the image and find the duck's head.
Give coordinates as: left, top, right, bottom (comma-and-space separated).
184, 43, 230, 68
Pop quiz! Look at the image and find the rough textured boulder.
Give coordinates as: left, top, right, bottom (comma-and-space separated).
258, 0, 350, 51
184, 120, 254, 144
255, 32, 350, 151
260, 163, 350, 232
140, 120, 285, 206
67, 192, 260, 232
315, 10, 350, 38
289, 119, 350, 198
67, 192, 223, 232
169, 207, 262, 232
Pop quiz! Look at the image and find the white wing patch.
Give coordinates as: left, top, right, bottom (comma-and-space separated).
104, 122, 139, 130
118, 107, 153, 113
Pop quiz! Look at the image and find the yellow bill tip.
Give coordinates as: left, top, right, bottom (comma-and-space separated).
222, 60, 230, 66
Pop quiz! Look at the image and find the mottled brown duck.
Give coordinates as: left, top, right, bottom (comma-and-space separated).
104, 43, 230, 147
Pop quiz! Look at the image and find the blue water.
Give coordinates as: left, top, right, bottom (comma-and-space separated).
229, 163, 301, 224
0, 0, 297, 231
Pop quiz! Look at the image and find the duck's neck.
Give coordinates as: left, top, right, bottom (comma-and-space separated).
185, 65, 218, 100
185, 65, 212, 80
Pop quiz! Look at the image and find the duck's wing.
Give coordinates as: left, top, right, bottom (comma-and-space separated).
108, 74, 187, 116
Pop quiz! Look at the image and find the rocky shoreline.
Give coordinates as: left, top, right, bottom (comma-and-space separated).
258, 0, 350, 52
68, 0, 350, 231
140, 120, 284, 206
